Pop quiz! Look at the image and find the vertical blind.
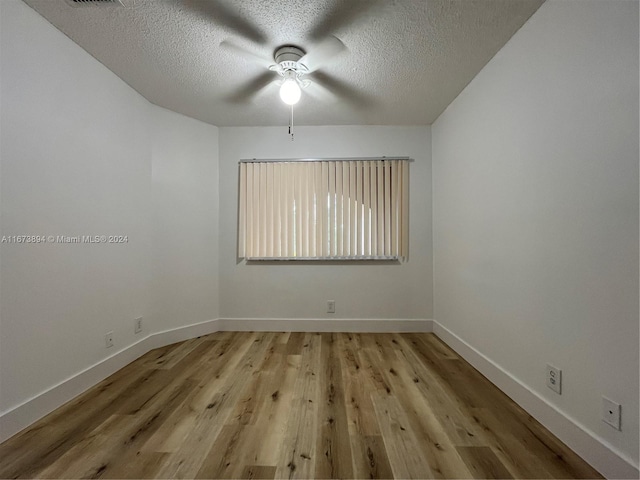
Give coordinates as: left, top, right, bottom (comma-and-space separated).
238, 159, 409, 260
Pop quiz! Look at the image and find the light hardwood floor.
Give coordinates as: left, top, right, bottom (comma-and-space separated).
0, 332, 602, 479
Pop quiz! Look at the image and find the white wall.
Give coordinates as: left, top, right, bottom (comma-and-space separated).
432, 0, 639, 471
0, 0, 218, 419
150, 107, 219, 333
218, 126, 432, 321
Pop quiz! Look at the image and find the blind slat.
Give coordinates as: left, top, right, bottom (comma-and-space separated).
356, 161, 363, 256
377, 161, 384, 256
266, 163, 274, 257
363, 161, 370, 256
314, 163, 322, 257
328, 163, 336, 256
349, 162, 357, 256
301, 163, 310, 257
321, 162, 329, 257
336, 163, 344, 257
369, 163, 377, 256
384, 161, 391, 256
285, 164, 293, 256
391, 160, 398, 255
238, 163, 247, 257
247, 164, 256, 256
295, 163, 303, 257
274, 163, 281, 257
342, 162, 350, 256
401, 160, 409, 258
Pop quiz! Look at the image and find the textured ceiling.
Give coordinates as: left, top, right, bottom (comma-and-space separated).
23, 0, 544, 127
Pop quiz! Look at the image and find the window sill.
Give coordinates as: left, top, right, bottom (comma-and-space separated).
245, 256, 400, 262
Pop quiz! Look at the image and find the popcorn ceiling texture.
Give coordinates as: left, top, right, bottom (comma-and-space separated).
23, 0, 544, 126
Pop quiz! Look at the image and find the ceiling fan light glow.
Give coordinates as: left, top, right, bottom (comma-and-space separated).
279, 74, 301, 105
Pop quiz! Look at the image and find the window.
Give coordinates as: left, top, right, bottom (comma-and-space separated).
238, 158, 409, 260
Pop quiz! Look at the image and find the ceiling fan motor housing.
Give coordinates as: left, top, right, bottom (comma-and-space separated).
273, 46, 308, 75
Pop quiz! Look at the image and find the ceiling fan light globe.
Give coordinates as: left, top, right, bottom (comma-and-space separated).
279, 79, 301, 105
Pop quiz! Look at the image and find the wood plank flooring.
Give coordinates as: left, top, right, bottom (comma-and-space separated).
0, 332, 603, 479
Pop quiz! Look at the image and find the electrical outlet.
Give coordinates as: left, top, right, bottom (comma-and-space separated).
602, 397, 621, 430
105, 331, 114, 348
546, 364, 561, 394
134, 317, 143, 334
327, 300, 336, 314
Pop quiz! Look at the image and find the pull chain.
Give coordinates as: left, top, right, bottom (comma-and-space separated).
289, 104, 294, 141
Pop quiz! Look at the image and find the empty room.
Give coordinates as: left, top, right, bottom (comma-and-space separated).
0, 0, 638, 478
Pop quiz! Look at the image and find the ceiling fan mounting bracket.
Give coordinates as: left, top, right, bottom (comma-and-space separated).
274, 45, 305, 64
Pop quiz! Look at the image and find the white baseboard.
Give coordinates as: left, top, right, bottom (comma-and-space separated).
432, 320, 639, 480
217, 317, 433, 332
0, 318, 430, 443
0, 318, 221, 443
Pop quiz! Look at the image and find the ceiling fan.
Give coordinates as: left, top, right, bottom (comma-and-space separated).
268, 45, 310, 106
228, 37, 347, 106
184, 0, 378, 108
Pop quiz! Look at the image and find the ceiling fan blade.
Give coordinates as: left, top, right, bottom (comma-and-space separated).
220, 40, 273, 68
184, 0, 267, 44
224, 71, 275, 104
308, 0, 381, 42
298, 36, 347, 73
304, 80, 336, 104
309, 71, 374, 110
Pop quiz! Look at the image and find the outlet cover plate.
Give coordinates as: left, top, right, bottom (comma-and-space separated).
546, 364, 561, 394
602, 397, 621, 430
327, 300, 335, 314
105, 331, 114, 348
134, 317, 143, 334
